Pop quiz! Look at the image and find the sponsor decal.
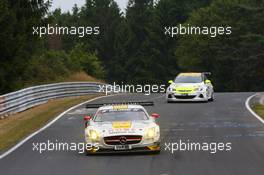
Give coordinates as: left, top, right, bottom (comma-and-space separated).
112, 121, 132, 129
113, 105, 128, 110
108, 128, 136, 134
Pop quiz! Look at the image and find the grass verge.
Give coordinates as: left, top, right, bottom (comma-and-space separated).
23, 71, 104, 89
252, 104, 264, 119
0, 95, 102, 152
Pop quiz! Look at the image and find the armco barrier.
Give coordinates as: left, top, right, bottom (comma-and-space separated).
0, 82, 113, 117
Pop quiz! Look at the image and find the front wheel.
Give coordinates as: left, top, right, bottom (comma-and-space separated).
152, 150, 161, 154
208, 92, 214, 101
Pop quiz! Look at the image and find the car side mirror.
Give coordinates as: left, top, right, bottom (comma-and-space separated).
84, 116, 92, 121
151, 113, 160, 119
205, 79, 211, 84
84, 116, 91, 127
168, 80, 173, 84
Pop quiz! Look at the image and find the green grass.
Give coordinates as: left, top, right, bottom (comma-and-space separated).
23, 71, 104, 88
0, 95, 102, 152
252, 104, 264, 119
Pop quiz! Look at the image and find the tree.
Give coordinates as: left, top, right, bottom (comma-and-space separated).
0, 0, 50, 93
69, 43, 105, 78
120, 0, 213, 84
79, 0, 122, 76
120, 0, 155, 84
176, 0, 264, 91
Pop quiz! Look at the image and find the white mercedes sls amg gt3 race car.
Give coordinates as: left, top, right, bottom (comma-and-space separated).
83, 102, 160, 154
166, 72, 214, 102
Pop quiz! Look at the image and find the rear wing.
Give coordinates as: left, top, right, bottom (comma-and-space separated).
202, 72, 211, 76
86, 101, 154, 108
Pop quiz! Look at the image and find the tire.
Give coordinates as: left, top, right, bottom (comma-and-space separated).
152, 150, 161, 154
85, 149, 97, 156
167, 99, 172, 103
85, 149, 92, 156
208, 92, 214, 101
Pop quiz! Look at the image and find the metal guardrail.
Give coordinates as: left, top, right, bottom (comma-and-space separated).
0, 82, 112, 117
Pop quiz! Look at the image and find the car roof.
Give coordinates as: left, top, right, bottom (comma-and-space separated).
178, 72, 202, 76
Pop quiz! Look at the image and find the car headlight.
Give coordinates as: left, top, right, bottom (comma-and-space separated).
89, 130, 100, 141
194, 87, 203, 91
145, 127, 157, 138
168, 87, 176, 92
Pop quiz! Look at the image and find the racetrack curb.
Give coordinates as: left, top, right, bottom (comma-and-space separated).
245, 93, 264, 124
0, 94, 118, 160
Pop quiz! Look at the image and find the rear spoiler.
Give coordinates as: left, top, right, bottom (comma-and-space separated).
86, 101, 154, 108
202, 72, 211, 76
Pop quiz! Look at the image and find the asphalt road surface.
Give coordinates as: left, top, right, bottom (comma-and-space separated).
1, 93, 264, 175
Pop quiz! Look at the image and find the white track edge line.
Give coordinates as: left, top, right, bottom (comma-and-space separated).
245, 93, 264, 124
0, 94, 117, 159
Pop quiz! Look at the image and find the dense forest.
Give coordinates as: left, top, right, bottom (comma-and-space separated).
0, 0, 263, 94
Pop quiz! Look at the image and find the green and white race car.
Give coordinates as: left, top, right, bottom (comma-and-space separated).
166, 72, 214, 102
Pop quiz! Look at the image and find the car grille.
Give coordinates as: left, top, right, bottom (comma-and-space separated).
104, 135, 142, 145
175, 95, 196, 99
177, 90, 192, 93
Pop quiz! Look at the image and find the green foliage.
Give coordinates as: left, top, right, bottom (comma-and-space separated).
69, 44, 105, 78
114, 0, 213, 84
121, 0, 155, 84
176, 0, 264, 91
46, 0, 214, 86
22, 45, 104, 86
22, 50, 71, 85
80, 0, 122, 70
0, 0, 50, 93
1, 0, 263, 94
50, 7, 82, 50
0, 0, 106, 94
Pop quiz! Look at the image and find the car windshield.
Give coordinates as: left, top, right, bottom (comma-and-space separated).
94, 109, 148, 122
174, 75, 202, 83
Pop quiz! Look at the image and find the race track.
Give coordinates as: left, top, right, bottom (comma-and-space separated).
0, 93, 264, 175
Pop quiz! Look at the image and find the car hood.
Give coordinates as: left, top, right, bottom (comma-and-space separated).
90, 120, 154, 136
170, 82, 204, 89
